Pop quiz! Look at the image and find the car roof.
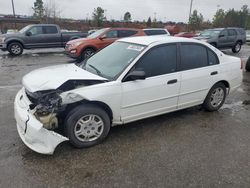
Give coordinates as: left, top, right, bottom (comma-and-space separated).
118, 36, 201, 46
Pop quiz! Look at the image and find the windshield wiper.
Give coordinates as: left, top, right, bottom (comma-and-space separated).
88, 64, 102, 76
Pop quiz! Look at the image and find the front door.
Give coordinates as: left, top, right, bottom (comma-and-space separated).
24, 26, 45, 48
121, 44, 180, 123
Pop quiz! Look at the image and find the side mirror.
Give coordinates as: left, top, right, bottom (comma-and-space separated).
99, 35, 107, 40
219, 34, 225, 38
26, 31, 32, 36
124, 70, 146, 82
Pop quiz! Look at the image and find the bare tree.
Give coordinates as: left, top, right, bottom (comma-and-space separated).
44, 0, 61, 23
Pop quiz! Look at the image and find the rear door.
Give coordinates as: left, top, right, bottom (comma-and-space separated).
121, 44, 181, 123
178, 43, 220, 109
42, 26, 62, 47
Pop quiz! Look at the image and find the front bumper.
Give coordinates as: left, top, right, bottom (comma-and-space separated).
0, 43, 7, 50
14, 88, 68, 155
64, 48, 79, 59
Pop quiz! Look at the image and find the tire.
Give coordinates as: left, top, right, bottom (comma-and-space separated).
246, 56, 250, 72
232, 41, 241, 53
78, 48, 96, 62
65, 104, 111, 148
203, 82, 227, 112
7, 42, 23, 56
210, 43, 217, 48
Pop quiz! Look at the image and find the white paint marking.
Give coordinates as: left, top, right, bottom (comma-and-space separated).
0, 84, 22, 89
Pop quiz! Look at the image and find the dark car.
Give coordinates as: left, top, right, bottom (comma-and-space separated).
195, 27, 246, 53
0, 24, 88, 56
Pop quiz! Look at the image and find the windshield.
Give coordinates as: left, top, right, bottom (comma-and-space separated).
81, 42, 146, 80
87, 28, 109, 39
19, 25, 32, 33
200, 30, 221, 37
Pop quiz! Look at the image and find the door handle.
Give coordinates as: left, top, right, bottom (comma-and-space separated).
167, 79, 178, 84
210, 71, 218, 75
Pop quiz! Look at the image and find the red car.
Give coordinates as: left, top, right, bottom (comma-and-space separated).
174, 32, 197, 38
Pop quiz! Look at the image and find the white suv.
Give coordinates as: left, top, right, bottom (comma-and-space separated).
14, 36, 242, 154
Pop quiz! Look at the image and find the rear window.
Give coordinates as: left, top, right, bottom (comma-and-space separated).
144, 30, 167, 36
44, 26, 58, 34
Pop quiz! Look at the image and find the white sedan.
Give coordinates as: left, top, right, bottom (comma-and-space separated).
14, 36, 242, 154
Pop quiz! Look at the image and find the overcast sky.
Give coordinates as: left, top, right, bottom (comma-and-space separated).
0, 0, 249, 22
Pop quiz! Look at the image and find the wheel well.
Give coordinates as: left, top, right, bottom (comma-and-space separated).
216, 80, 230, 93
65, 100, 113, 122
236, 40, 243, 45
7, 40, 24, 48
81, 46, 97, 54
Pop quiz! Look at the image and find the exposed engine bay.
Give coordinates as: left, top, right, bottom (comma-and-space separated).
25, 79, 105, 130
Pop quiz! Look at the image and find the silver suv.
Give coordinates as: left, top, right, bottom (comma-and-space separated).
195, 28, 246, 53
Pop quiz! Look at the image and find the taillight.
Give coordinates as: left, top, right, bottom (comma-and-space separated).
240, 59, 243, 69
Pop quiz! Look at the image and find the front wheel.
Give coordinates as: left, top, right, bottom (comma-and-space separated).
232, 42, 241, 53
65, 104, 111, 148
203, 83, 227, 111
8, 42, 23, 56
78, 48, 96, 63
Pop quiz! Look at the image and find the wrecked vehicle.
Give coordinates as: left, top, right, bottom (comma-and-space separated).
14, 36, 242, 154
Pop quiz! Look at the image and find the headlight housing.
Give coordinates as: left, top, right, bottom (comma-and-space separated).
70, 41, 82, 48
0, 37, 5, 43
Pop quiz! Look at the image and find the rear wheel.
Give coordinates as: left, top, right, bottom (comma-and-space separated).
232, 41, 241, 53
65, 104, 111, 148
8, 42, 23, 56
203, 83, 227, 111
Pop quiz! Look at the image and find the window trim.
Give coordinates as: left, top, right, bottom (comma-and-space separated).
122, 43, 178, 82
179, 42, 219, 71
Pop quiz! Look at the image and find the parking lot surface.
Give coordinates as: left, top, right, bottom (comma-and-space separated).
0, 46, 250, 188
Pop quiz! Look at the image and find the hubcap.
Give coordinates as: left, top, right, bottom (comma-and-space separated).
84, 50, 94, 59
235, 44, 241, 51
74, 114, 104, 142
11, 45, 21, 54
210, 87, 225, 107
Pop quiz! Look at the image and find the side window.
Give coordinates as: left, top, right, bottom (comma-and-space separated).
228, 29, 237, 36
180, 44, 208, 70
28, 26, 43, 35
144, 30, 167, 36
105, 30, 118, 38
208, 49, 219, 65
44, 26, 58, 34
119, 30, 137, 37
220, 30, 228, 37
135, 44, 177, 78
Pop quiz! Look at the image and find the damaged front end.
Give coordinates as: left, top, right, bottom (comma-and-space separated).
15, 79, 106, 154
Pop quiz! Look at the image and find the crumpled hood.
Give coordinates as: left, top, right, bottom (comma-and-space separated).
22, 64, 107, 92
